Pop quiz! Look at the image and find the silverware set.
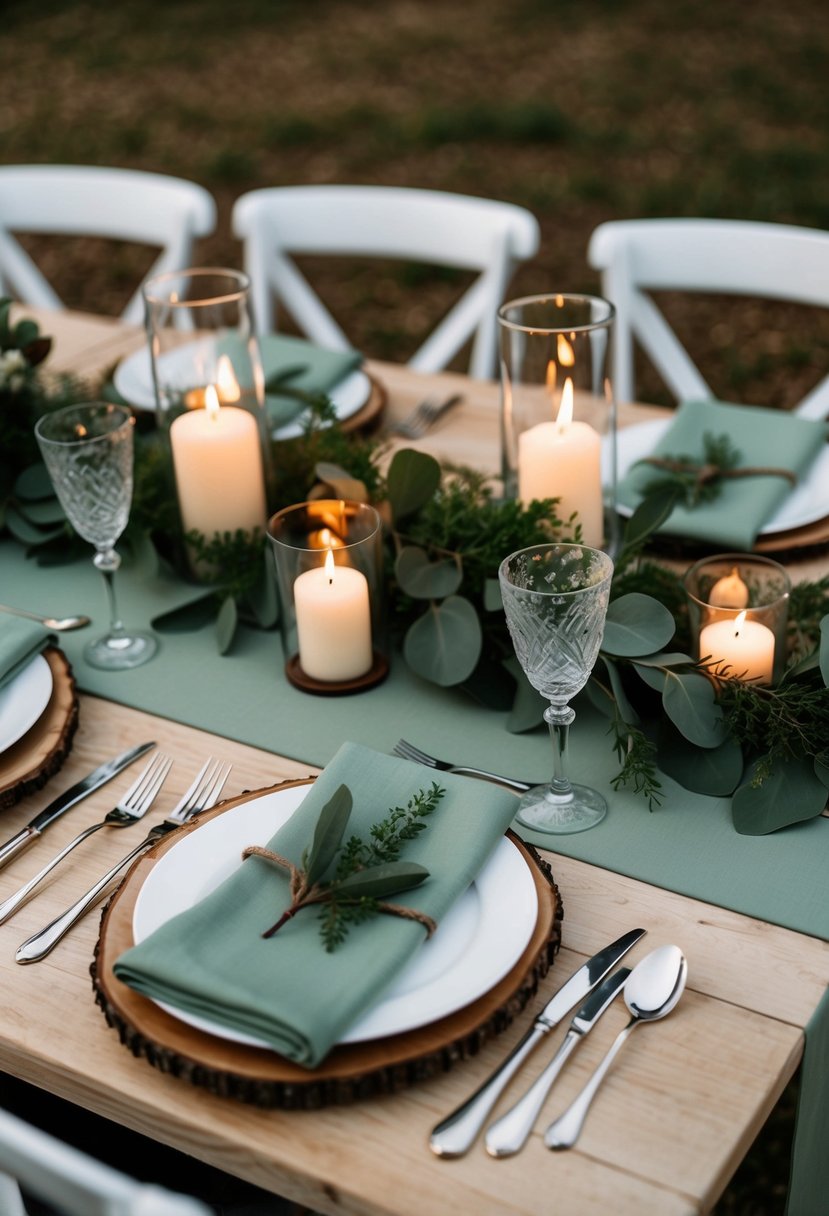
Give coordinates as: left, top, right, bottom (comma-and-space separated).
391, 393, 463, 439
0, 748, 232, 963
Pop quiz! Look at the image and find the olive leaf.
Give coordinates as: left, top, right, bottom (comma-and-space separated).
304, 784, 353, 886
395, 545, 462, 599
601, 592, 676, 657
335, 860, 430, 898
403, 595, 482, 685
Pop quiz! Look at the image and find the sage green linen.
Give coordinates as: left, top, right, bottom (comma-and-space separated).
617, 399, 827, 549
113, 742, 518, 1067
260, 334, 363, 430
0, 615, 51, 690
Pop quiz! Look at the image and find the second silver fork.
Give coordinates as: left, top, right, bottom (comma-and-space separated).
15, 758, 231, 964
392, 738, 533, 795
0, 751, 173, 926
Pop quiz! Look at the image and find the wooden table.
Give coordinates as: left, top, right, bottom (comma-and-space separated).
2, 308, 828, 1215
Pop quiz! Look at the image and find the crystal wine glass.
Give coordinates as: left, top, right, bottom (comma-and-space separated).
499, 542, 614, 834
35, 403, 157, 670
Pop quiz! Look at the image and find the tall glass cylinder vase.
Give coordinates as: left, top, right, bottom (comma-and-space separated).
498, 293, 618, 555
143, 268, 274, 577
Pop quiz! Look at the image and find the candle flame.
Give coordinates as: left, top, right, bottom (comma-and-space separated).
324, 547, 335, 584
205, 384, 221, 420
555, 377, 574, 429
734, 610, 747, 636
545, 360, 557, 395
557, 334, 575, 366
216, 355, 241, 402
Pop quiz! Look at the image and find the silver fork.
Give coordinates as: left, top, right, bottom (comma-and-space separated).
392, 739, 533, 795
0, 751, 173, 926
15, 758, 232, 964
391, 393, 463, 439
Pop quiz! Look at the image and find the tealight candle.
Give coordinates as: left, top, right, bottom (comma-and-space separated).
170, 385, 267, 538
708, 567, 749, 609
699, 610, 774, 684
517, 378, 603, 546
293, 548, 373, 682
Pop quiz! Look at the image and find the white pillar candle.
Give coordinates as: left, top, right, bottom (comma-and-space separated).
170, 386, 266, 538
517, 378, 604, 547
294, 549, 373, 682
699, 611, 774, 684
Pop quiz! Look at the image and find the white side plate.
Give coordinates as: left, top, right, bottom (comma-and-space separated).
0, 655, 53, 754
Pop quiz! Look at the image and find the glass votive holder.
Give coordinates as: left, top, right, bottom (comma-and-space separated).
267, 499, 388, 695
684, 553, 791, 686
498, 293, 618, 555
143, 268, 274, 557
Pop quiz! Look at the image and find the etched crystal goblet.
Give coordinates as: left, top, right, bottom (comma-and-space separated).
35, 403, 157, 670
499, 542, 614, 834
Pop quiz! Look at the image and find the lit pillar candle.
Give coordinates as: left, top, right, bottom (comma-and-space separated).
294, 549, 373, 681
170, 385, 267, 538
699, 610, 774, 684
709, 567, 749, 608
517, 377, 603, 546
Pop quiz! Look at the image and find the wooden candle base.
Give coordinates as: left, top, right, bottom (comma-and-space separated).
285, 651, 389, 696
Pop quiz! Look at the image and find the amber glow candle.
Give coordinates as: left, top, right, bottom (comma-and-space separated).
699, 610, 775, 684
170, 385, 267, 538
708, 567, 749, 608
293, 548, 373, 682
517, 377, 603, 546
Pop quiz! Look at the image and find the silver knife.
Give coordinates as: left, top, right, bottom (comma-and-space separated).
0, 741, 156, 871
484, 966, 631, 1157
428, 926, 646, 1158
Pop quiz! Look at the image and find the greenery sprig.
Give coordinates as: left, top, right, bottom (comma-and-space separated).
638, 430, 797, 509
243, 781, 445, 951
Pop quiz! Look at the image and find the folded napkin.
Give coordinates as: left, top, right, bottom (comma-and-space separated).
114, 742, 519, 1068
617, 399, 827, 549
0, 616, 52, 692
260, 334, 363, 430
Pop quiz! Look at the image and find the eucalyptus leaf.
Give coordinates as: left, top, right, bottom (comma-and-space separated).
584, 671, 618, 720
657, 720, 744, 795
395, 545, 462, 599
457, 654, 516, 710
620, 483, 683, 554
14, 463, 56, 501
602, 593, 676, 657
605, 657, 641, 725
13, 318, 39, 348
662, 670, 728, 748
819, 615, 829, 687
14, 497, 66, 526
732, 755, 828, 834
151, 596, 218, 634
386, 448, 441, 523
336, 860, 430, 899
248, 550, 279, 628
505, 656, 546, 732
814, 755, 829, 790
631, 651, 694, 668
483, 577, 502, 612
305, 784, 353, 886
3, 505, 66, 546
403, 596, 482, 686
216, 595, 239, 655
633, 663, 668, 693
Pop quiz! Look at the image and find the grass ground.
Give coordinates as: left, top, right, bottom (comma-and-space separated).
2, 1, 826, 1210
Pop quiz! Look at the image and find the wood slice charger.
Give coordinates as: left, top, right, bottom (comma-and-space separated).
93, 778, 563, 1109
0, 648, 79, 811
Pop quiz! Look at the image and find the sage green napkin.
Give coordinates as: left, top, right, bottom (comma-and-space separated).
617, 399, 827, 549
260, 334, 364, 431
114, 742, 519, 1068
0, 616, 52, 692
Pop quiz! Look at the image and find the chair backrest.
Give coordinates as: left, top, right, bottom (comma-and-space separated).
587, 218, 829, 418
0, 165, 216, 325
0, 1107, 211, 1216
232, 185, 540, 379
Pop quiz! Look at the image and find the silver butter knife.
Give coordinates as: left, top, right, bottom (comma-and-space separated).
0, 741, 156, 871
485, 966, 631, 1157
428, 927, 646, 1158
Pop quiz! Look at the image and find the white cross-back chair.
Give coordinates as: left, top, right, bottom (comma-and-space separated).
0, 165, 216, 326
0, 1106, 211, 1216
587, 218, 829, 418
232, 185, 540, 379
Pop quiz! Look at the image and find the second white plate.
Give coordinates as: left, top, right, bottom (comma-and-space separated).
132, 784, 538, 1049
0, 655, 53, 754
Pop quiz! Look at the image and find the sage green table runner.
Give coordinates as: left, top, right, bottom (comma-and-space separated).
114, 742, 519, 1066
3, 538, 827, 1212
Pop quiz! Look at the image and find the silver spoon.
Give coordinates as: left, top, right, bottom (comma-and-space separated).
544, 944, 688, 1151
0, 604, 91, 631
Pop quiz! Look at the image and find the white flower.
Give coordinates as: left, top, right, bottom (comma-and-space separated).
0, 348, 29, 391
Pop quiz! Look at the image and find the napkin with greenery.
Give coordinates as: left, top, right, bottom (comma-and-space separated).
260, 334, 364, 431
0, 616, 52, 691
617, 399, 827, 549
113, 741, 520, 1068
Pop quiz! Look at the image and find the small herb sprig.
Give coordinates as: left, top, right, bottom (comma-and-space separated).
244, 781, 445, 952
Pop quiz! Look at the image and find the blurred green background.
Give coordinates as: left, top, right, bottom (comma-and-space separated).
2, 1, 825, 1210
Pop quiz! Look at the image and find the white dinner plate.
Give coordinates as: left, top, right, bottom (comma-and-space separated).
113, 343, 371, 439
0, 655, 53, 754
132, 785, 538, 1049
612, 418, 829, 535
